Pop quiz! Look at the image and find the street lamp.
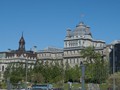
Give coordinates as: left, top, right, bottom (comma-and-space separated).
25, 59, 28, 90
80, 61, 85, 90
7, 78, 10, 90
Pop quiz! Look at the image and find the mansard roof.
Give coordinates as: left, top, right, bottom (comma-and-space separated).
5, 50, 37, 58
2, 34, 37, 59
73, 22, 92, 39
38, 47, 63, 53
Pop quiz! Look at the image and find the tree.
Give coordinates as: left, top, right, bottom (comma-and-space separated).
4, 63, 26, 85
32, 60, 64, 84
64, 64, 81, 82
49, 61, 63, 83
80, 47, 109, 83
81, 47, 96, 63
31, 72, 44, 84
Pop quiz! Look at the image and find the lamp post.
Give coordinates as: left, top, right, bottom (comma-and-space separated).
80, 61, 85, 90
113, 45, 115, 90
7, 78, 10, 90
25, 59, 28, 90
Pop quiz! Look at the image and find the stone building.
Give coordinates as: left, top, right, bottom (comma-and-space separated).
0, 34, 37, 81
0, 21, 109, 81
63, 22, 106, 66
37, 22, 107, 66
37, 47, 63, 64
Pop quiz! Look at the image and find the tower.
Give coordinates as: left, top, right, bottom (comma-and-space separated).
18, 33, 25, 51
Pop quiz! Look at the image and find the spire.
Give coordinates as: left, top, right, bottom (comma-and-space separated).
22, 31, 23, 37
18, 32, 25, 51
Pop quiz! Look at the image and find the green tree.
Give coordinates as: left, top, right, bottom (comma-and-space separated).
64, 64, 81, 82
49, 61, 63, 83
31, 72, 44, 84
4, 63, 26, 85
81, 47, 96, 63
80, 47, 109, 83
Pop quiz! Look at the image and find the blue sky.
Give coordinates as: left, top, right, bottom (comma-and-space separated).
0, 0, 120, 51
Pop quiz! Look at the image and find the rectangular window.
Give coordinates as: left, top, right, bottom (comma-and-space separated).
2, 66, 4, 71
77, 58, 79, 63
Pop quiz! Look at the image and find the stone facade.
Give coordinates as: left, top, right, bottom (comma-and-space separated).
37, 22, 107, 67
37, 47, 63, 64
0, 34, 37, 81
63, 22, 106, 66
0, 21, 109, 81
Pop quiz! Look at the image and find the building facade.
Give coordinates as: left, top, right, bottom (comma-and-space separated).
37, 22, 107, 66
109, 40, 120, 73
0, 21, 110, 81
37, 47, 63, 64
63, 22, 106, 66
0, 34, 37, 81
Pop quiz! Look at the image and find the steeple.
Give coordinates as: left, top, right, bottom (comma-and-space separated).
18, 32, 25, 51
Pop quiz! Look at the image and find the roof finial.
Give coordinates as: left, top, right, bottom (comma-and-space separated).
80, 13, 85, 22
22, 31, 24, 37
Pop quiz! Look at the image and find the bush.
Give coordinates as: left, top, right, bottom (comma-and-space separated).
107, 72, 120, 89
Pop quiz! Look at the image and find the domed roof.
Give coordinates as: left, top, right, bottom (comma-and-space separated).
73, 22, 92, 39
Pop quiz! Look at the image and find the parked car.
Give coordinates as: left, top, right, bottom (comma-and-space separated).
31, 84, 53, 90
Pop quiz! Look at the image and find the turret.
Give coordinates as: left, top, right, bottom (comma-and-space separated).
66, 28, 71, 38
85, 26, 91, 35
18, 33, 25, 51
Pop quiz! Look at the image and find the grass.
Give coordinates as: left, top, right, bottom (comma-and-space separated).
99, 83, 108, 90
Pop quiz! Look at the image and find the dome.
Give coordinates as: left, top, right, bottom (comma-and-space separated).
72, 22, 92, 39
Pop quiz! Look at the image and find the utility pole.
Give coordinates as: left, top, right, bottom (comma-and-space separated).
80, 62, 85, 90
